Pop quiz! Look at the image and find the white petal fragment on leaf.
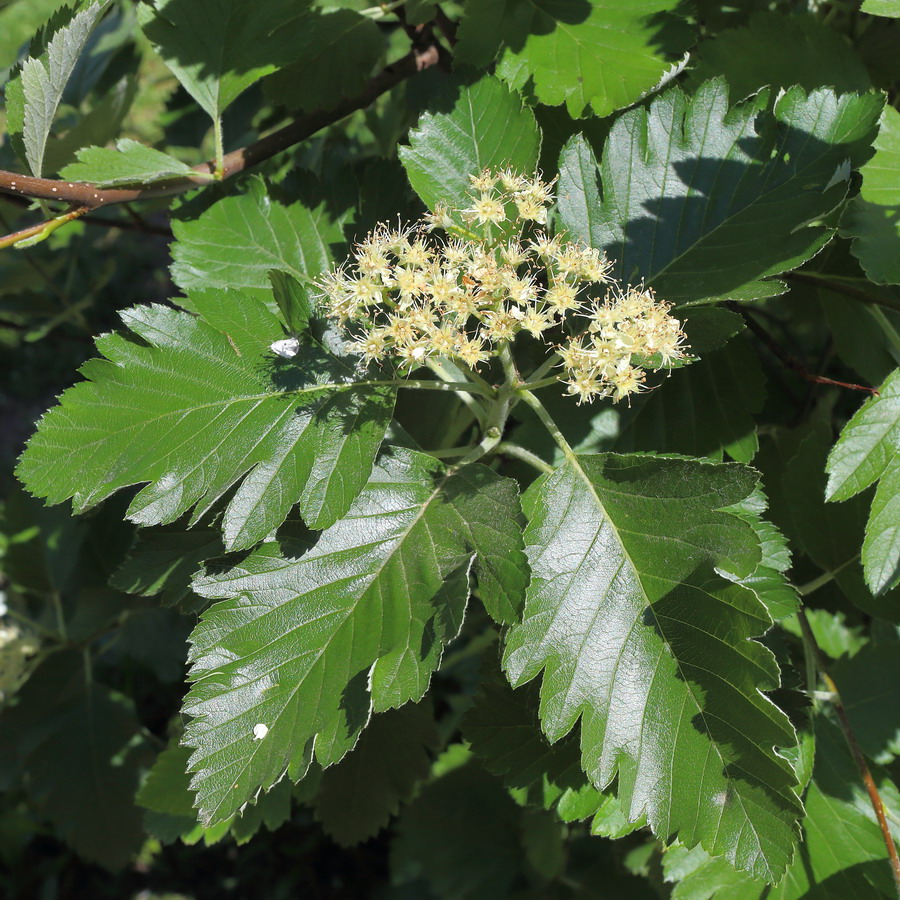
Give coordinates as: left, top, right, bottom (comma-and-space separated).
503, 453, 802, 882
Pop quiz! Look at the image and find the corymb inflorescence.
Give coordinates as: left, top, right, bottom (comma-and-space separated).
316, 168, 688, 403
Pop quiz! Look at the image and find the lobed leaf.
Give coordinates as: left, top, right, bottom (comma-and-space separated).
399, 74, 541, 213
182, 450, 526, 824
663, 720, 900, 898
6, 0, 111, 176
137, 0, 309, 118
842, 105, 900, 284
314, 701, 440, 845
503, 453, 802, 881
826, 367, 900, 596
59, 137, 201, 187
456, 0, 693, 118
263, 9, 384, 113
16, 292, 395, 548
170, 177, 347, 303
557, 80, 883, 305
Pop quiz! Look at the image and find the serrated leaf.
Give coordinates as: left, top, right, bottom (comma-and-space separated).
263, 9, 384, 113
826, 368, 900, 596
181, 451, 525, 824
17, 293, 395, 549
463, 670, 598, 806
390, 760, 523, 900
137, 0, 309, 118
557, 81, 883, 305
726, 488, 799, 620
862, 0, 900, 17
0, 652, 143, 870
842, 105, 900, 284
399, 75, 541, 214
614, 337, 766, 461
456, 0, 693, 118
7, 1, 110, 176
40, 75, 137, 176
58, 137, 200, 186
832, 642, 900, 763
170, 177, 347, 303
111, 523, 223, 611
314, 701, 440, 845
503, 453, 802, 881
663, 719, 900, 899
687, 11, 871, 100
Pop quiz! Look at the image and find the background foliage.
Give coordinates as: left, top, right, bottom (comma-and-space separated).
1, 0, 900, 897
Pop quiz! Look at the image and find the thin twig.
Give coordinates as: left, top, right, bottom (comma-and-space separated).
0, 42, 442, 223
797, 608, 900, 896
1, 193, 172, 235
727, 301, 879, 396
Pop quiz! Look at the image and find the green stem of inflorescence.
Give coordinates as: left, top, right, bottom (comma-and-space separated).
495, 441, 554, 475
213, 117, 225, 180
516, 388, 576, 465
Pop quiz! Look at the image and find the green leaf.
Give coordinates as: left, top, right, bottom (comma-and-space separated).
663, 719, 900, 899
0, 652, 144, 870
832, 642, 900, 763
263, 9, 384, 113
111, 523, 223, 611
463, 670, 599, 807
170, 177, 348, 303
826, 368, 900, 596
557, 81, 883, 305
390, 760, 523, 900
182, 451, 525, 824
58, 137, 200, 186
16, 293, 395, 548
614, 337, 766, 461
686, 12, 871, 100
137, 0, 309, 118
137, 744, 197, 818
6, 0, 110, 176
268, 270, 313, 336
399, 75, 541, 214
726, 488, 800, 620
764, 424, 897, 621
503, 453, 802, 881
39, 74, 137, 176
862, 0, 900, 17
456, 0, 693, 118
314, 701, 440, 845
842, 105, 900, 284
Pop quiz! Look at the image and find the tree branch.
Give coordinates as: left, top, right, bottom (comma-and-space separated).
0, 43, 441, 220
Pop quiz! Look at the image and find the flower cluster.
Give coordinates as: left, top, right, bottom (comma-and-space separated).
316, 168, 687, 403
